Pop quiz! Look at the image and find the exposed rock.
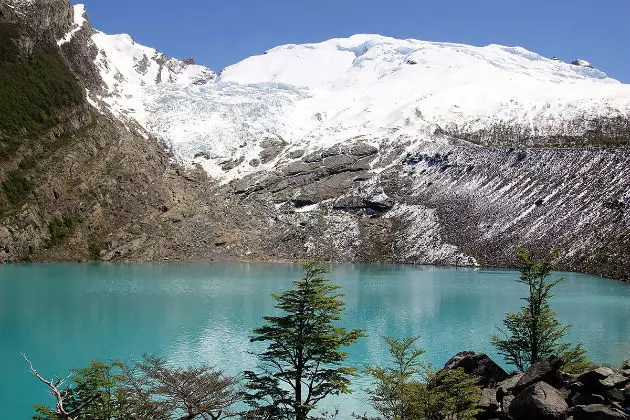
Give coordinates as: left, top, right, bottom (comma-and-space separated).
570, 404, 629, 420
322, 155, 359, 174
220, 156, 245, 171
365, 192, 394, 211
600, 374, 629, 390
477, 387, 500, 417
579, 368, 616, 385
502, 394, 515, 413
333, 195, 365, 211
347, 143, 378, 157
498, 372, 526, 395
571, 392, 606, 407
606, 388, 625, 403
509, 381, 569, 420
282, 161, 321, 176
443, 351, 509, 388
286, 149, 305, 159
514, 357, 564, 394
302, 151, 323, 163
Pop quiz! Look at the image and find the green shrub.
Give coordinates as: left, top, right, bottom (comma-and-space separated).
1, 171, 32, 204
47, 216, 76, 247
88, 235, 104, 261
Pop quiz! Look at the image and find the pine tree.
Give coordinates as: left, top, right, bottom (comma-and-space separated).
491, 248, 590, 373
244, 263, 365, 420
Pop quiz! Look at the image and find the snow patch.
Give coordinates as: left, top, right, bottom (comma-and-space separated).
58, 4, 86, 46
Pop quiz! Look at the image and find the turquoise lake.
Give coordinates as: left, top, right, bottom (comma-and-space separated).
1, 263, 629, 418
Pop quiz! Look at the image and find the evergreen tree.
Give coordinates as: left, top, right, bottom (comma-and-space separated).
244, 263, 365, 420
491, 248, 590, 373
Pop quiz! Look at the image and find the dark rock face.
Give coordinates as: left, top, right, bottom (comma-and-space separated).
513, 357, 565, 394
570, 404, 629, 420
509, 381, 569, 420
444, 351, 509, 388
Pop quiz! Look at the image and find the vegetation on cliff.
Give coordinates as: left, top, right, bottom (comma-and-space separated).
0, 22, 83, 159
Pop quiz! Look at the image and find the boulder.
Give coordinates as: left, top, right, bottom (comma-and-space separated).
365, 192, 394, 211
606, 388, 625, 403
600, 374, 630, 390
578, 368, 615, 387
571, 392, 606, 406
498, 372, 525, 395
286, 149, 305, 159
509, 381, 568, 420
502, 394, 515, 413
513, 356, 564, 394
443, 351, 508, 388
477, 387, 500, 419
570, 404, 629, 420
281, 161, 320, 176
479, 387, 500, 411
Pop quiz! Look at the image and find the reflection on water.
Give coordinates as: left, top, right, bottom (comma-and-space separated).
1, 263, 628, 418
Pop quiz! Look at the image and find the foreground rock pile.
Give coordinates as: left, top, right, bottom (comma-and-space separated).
443, 352, 630, 419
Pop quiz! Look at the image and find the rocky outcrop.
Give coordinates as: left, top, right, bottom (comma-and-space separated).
570, 404, 629, 420
473, 355, 630, 420
513, 357, 565, 394
444, 351, 509, 388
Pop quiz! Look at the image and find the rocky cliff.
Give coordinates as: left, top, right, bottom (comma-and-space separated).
0, 0, 628, 280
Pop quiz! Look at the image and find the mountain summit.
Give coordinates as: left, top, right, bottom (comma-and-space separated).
81, 9, 630, 181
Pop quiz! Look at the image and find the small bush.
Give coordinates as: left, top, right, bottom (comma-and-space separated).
47, 216, 76, 248
87, 235, 104, 261
1, 171, 32, 204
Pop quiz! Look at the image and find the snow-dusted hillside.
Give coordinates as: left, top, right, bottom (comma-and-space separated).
68, 4, 630, 181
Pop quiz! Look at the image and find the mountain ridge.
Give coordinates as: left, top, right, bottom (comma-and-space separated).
80, 7, 630, 183
0, 0, 628, 280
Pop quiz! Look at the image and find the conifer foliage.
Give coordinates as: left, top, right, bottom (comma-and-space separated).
491, 248, 590, 373
244, 263, 365, 420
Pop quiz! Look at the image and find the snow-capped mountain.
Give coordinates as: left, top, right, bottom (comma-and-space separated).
2, 0, 630, 278
69, 3, 630, 182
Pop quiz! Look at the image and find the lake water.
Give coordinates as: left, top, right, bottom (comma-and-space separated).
1, 263, 629, 418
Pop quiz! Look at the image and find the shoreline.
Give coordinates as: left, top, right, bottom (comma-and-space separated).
2, 258, 627, 284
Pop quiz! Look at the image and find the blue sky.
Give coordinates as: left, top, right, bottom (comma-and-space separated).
80, 0, 629, 82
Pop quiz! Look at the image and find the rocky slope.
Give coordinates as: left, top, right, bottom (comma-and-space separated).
0, 0, 628, 280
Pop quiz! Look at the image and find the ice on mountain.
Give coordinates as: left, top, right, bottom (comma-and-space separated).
571, 59, 594, 68
85, 30, 630, 182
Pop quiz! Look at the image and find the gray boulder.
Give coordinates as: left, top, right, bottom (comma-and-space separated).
443, 351, 508, 387
509, 381, 569, 420
498, 372, 525, 395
